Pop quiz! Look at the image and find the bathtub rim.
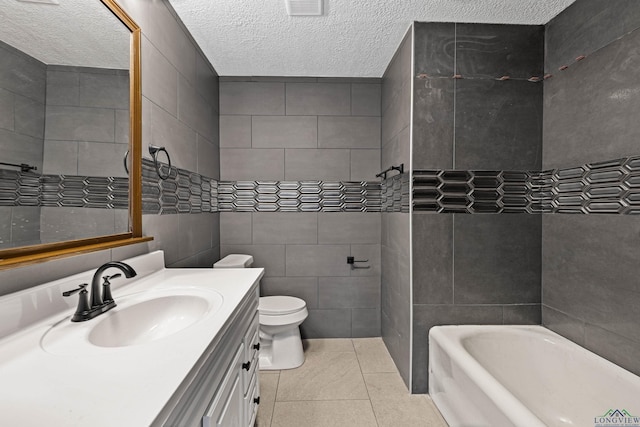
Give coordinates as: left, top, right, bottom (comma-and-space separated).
428, 324, 640, 427
429, 325, 553, 427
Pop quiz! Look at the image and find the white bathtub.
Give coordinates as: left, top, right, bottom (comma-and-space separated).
429, 325, 640, 427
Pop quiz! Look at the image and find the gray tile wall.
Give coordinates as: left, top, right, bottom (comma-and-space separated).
544, 26, 640, 170
542, 2, 640, 377
104, 0, 221, 269
0, 41, 45, 248
380, 27, 413, 388
545, 0, 640, 74
220, 212, 381, 338
411, 22, 544, 393
219, 76, 382, 339
0, 0, 221, 296
219, 76, 381, 182
40, 66, 131, 241
43, 66, 130, 178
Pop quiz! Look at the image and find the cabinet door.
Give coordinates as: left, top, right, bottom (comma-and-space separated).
202, 344, 244, 427
216, 373, 243, 427
243, 312, 260, 395
244, 369, 260, 427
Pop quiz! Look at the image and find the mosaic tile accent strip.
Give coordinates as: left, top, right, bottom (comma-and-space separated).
141, 158, 218, 214
217, 180, 382, 212
39, 175, 129, 209
413, 155, 640, 214
0, 169, 129, 209
413, 169, 539, 213
5, 155, 637, 215
381, 173, 410, 213
543, 156, 640, 214
0, 160, 219, 214
0, 169, 39, 207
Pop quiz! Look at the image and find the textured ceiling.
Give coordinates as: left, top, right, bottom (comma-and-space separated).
167, 0, 576, 77
0, 0, 129, 69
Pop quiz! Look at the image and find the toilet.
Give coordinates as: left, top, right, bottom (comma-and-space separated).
214, 254, 308, 370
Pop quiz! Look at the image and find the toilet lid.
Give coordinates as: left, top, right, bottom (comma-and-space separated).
213, 254, 253, 268
259, 296, 306, 315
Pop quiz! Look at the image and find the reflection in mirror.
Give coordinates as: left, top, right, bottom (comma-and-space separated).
0, 0, 132, 250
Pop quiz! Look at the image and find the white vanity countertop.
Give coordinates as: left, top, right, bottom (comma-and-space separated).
0, 252, 263, 426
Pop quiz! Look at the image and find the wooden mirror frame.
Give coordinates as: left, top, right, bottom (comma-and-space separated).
0, 0, 152, 270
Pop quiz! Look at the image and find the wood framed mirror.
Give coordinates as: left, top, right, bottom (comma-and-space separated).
0, 0, 151, 269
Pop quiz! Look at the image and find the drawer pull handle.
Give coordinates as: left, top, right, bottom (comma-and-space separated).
254, 396, 260, 405
253, 343, 260, 351
242, 361, 251, 371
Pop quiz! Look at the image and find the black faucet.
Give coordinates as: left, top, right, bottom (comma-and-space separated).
63, 261, 137, 322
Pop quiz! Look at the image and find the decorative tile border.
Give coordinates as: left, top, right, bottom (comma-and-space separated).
413, 169, 539, 213
413, 155, 640, 214
381, 173, 410, 213
0, 169, 128, 209
4, 155, 638, 215
541, 157, 640, 214
141, 158, 218, 214
217, 180, 382, 212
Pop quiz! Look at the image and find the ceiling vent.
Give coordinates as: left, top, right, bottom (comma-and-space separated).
285, 0, 323, 16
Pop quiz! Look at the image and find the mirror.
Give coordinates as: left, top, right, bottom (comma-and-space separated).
0, 0, 148, 268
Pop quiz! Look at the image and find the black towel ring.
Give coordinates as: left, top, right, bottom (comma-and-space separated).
149, 145, 171, 180
123, 150, 130, 175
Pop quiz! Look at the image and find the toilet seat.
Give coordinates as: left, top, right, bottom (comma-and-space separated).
259, 296, 306, 315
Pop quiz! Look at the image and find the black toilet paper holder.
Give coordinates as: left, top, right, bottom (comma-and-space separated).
347, 256, 370, 270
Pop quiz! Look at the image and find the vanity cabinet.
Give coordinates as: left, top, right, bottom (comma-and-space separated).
158, 283, 260, 427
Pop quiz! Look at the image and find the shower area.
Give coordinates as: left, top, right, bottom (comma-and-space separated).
383, 0, 640, 393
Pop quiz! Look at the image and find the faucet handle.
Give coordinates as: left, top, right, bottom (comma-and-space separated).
101, 274, 121, 304
63, 284, 91, 322
62, 283, 88, 297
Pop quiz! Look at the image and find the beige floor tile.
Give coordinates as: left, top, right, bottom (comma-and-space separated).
371, 395, 449, 427
259, 372, 280, 402
256, 372, 279, 427
271, 400, 378, 427
353, 338, 397, 373
363, 372, 410, 400
256, 408, 273, 427
276, 351, 368, 401
424, 395, 449, 426
303, 338, 355, 352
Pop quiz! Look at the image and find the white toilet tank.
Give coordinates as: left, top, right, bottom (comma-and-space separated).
214, 254, 254, 268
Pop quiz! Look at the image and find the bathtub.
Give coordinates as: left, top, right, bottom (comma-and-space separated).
429, 325, 640, 427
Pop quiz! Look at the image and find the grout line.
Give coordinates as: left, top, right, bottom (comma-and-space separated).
349, 83, 353, 116
269, 371, 281, 427
368, 398, 381, 427
274, 398, 376, 402
453, 23, 457, 170
452, 214, 455, 304
250, 115, 254, 148
353, 338, 381, 426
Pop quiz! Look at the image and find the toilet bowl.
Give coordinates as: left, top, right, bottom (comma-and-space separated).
214, 254, 308, 370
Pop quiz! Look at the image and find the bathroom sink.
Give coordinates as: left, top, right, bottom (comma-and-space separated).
41, 287, 224, 355
89, 294, 211, 348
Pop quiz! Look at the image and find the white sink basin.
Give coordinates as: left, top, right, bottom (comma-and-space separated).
41, 287, 224, 355
89, 295, 210, 348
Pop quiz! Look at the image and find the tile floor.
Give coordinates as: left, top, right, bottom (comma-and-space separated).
256, 338, 449, 427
